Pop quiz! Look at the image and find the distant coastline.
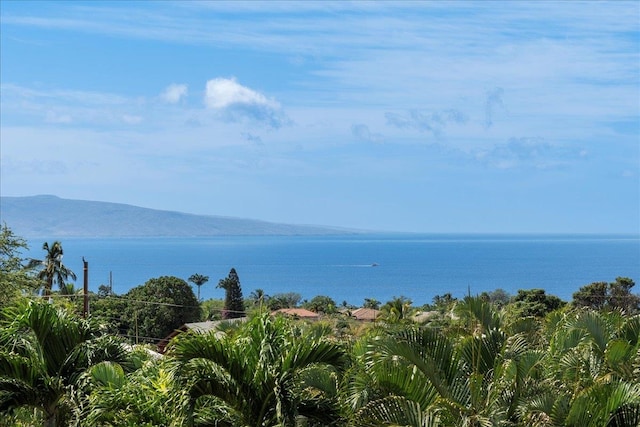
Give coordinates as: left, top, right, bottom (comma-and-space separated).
0, 195, 363, 238
2, 195, 638, 239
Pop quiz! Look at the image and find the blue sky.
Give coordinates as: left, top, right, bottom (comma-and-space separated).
1, 1, 638, 233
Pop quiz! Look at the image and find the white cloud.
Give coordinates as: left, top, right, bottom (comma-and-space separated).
204, 77, 289, 128
205, 77, 277, 110
161, 83, 188, 103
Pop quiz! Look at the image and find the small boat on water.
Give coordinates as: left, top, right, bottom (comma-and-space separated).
371, 263, 378, 267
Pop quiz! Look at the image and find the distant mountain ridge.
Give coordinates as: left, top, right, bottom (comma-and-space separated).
0, 195, 359, 237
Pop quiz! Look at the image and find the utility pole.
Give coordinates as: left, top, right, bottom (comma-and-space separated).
134, 310, 139, 344
83, 257, 89, 318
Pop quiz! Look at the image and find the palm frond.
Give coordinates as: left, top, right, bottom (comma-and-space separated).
566, 381, 640, 427
352, 395, 440, 427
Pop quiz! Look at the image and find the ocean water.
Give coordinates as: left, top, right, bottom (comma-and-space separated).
22, 234, 640, 306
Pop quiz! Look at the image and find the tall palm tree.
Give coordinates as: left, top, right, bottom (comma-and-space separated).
0, 301, 130, 427
169, 313, 347, 426
188, 274, 209, 302
27, 241, 76, 297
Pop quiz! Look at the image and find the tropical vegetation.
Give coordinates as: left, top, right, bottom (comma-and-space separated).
0, 301, 130, 427
1, 226, 639, 426
188, 273, 209, 302
217, 268, 244, 319
26, 241, 77, 297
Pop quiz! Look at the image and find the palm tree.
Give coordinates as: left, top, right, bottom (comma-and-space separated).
347, 296, 542, 426
84, 357, 190, 426
379, 296, 415, 323
522, 309, 640, 426
169, 313, 347, 426
27, 241, 76, 297
188, 273, 209, 302
249, 288, 269, 311
0, 301, 131, 427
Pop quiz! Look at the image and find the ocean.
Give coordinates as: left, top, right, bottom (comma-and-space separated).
22, 234, 640, 306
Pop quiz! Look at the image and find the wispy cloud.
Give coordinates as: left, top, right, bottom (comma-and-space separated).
474, 137, 587, 169
122, 114, 143, 125
351, 124, 384, 143
204, 78, 289, 128
2, 157, 69, 175
1, 83, 130, 105
44, 110, 72, 124
0, 84, 147, 128
241, 132, 264, 146
385, 109, 468, 138
161, 84, 188, 104
1, 1, 637, 231
484, 87, 505, 129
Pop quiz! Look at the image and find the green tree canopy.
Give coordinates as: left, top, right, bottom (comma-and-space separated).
267, 292, 302, 310
89, 290, 128, 336
200, 298, 224, 321
363, 298, 380, 310
511, 288, 565, 318
217, 268, 244, 319
572, 281, 609, 310
573, 277, 640, 313
431, 292, 458, 313
303, 295, 337, 314
0, 224, 38, 306
123, 276, 201, 343
480, 288, 511, 308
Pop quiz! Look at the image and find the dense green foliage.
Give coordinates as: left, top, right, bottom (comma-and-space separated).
573, 277, 640, 313
122, 276, 201, 343
303, 294, 337, 314
0, 224, 38, 306
268, 292, 302, 310
363, 297, 381, 309
170, 313, 347, 426
0, 301, 130, 427
1, 227, 639, 426
1, 294, 640, 426
217, 268, 244, 319
511, 288, 566, 318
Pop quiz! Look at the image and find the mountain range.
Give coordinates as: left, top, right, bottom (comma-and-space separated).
0, 195, 359, 237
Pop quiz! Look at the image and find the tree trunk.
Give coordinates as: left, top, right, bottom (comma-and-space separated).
44, 409, 57, 427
